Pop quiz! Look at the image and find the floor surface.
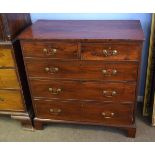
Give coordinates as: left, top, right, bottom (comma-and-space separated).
0, 106, 154, 142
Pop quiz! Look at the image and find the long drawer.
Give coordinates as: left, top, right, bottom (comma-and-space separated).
0, 69, 20, 89
0, 48, 15, 67
21, 41, 78, 59
81, 43, 140, 61
34, 99, 134, 125
30, 79, 136, 102
0, 90, 24, 111
25, 58, 138, 81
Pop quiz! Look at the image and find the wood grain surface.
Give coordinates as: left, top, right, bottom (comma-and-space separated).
18, 20, 144, 41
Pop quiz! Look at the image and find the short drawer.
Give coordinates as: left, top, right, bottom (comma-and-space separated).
0, 69, 20, 89
21, 41, 78, 59
81, 102, 134, 125
81, 43, 140, 61
0, 90, 24, 111
25, 59, 138, 81
34, 99, 81, 121
0, 49, 15, 67
30, 79, 136, 102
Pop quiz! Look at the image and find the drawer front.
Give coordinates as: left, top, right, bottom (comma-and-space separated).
26, 59, 138, 81
34, 99, 133, 125
81, 43, 140, 61
0, 49, 15, 67
81, 102, 134, 125
22, 41, 78, 59
0, 69, 20, 89
0, 90, 24, 111
34, 99, 82, 121
30, 80, 136, 102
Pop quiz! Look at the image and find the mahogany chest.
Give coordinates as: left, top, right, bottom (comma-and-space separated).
18, 20, 144, 137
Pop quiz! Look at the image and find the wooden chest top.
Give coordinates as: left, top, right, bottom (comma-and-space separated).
18, 20, 144, 41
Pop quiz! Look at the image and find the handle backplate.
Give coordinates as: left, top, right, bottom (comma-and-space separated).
102, 49, 118, 57
103, 90, 117, 97
50, 108, 62, 115
45, 67, 59, 73
102, 69, 117, 76
102, 112, 115, 118
49, 87, 62, 95
43, 48, 57, 56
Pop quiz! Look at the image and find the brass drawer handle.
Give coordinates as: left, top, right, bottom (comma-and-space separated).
102, 49, 118, 57
50, 108, 62, 115
48, 87, 62, 95
45, 67, 59, 73
103, 90, 117, 97
43, 48, 57, 56
102, 112, 115, 118
102, 69, 117, 76
0, 97, 4, 102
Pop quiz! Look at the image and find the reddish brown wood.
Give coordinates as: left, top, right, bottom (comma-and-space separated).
33, 120, 44, 130
35, 99, 81, 121
0, 16, 4, 40
25, 58, 138, 81
81, 43, 141, 61
81, 102, 134, 125
126, 126, 136, 138
34, 99, 134, 126
30, 79, 136, 102
18, 20, 144, 137
0, 13, 31, 41
33, 117, 136, 137
21, 41, 78, 59
18, 20, 144, 41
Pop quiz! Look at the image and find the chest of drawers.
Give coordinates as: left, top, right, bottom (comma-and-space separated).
18, 20, 144, 137
0, 45, 23, 111
0, 14, 33, 129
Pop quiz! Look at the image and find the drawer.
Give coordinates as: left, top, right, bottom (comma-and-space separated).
0, 69, 20, 89
25, 59, 138, 81
0, 49, 15, 67
34, 99, 82, 121
81, 102, 134, 125
21, 41, 78, 59
0, 90, 24, 111
81, 43, 140, 61
34, 98, 134, 125
30, 79, 136, 102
